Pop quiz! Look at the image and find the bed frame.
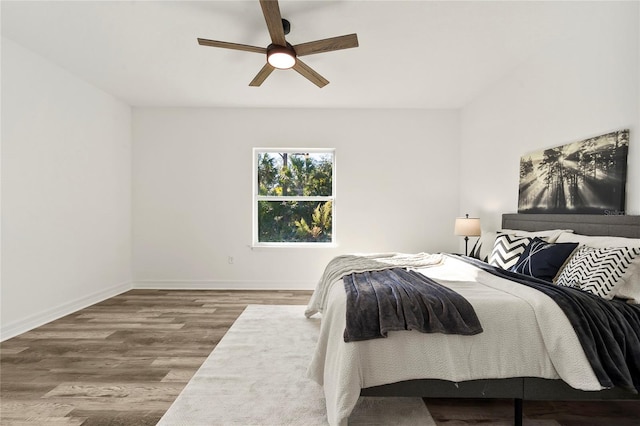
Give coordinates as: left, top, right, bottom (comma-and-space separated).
360, 213, 640, 425
502, 213, 640, 238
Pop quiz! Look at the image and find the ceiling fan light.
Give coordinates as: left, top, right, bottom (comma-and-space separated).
267, 46, 296, 69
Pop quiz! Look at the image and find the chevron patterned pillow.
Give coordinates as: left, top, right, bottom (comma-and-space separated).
555, 246, 640, 299
489, 234, 534, 270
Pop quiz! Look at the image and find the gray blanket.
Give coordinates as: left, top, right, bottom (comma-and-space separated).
464, 256, 640, 393
343, 268, 483, 342
305, 252, 443, 318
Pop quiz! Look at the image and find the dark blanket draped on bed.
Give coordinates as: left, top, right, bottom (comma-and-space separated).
342, 268, 483, 342
462, 256, 640, 393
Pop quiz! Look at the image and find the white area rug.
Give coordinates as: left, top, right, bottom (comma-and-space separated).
158, 304, 435, 425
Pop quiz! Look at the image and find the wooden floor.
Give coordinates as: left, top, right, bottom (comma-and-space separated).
0, 290, 311, 425
2, 289, 639, 425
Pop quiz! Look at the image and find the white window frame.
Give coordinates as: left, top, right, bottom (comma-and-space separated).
252, 148, 336, 248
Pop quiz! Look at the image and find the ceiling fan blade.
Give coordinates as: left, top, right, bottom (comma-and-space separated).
198, 38, 266, 54
259, 0, 287, 46
294, 34, 359, 57
249, 63, 275, 87
292, 59, 329, 88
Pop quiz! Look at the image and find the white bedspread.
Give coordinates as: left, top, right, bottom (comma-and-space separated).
306, 255, 602, 426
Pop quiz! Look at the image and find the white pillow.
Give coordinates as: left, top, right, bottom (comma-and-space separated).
555, 245, 640, 300
555, 233, 640, 248
501, 229, 573, 243
555, 233, 640, 303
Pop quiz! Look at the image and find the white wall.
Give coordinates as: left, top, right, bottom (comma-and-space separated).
459, 1, 640, 231
1, 38, 133, 339
132, 108, 460, 289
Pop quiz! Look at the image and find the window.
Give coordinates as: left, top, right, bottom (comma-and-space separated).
253, 148, 335, 246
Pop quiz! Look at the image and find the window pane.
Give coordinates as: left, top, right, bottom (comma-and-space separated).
257, 152, 333, 197
258, 200, 333, 243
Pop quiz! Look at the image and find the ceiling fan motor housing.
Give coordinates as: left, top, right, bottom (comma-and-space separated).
267, 43, 296, 69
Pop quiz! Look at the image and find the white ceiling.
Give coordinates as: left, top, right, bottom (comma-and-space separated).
1, 1, 606, 109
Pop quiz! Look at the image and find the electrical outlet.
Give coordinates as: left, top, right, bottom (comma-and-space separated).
227, 256, 234, 264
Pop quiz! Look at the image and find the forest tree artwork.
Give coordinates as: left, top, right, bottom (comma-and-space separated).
518, 130, 629, 214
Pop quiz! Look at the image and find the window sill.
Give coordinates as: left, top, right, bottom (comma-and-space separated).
250, 242, 337, 250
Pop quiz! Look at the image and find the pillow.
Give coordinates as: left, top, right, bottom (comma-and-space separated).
555, 245, 640, 300
489, 234, 534, 270
471, 229, 573, 262
555, 233, 640, 303
469, 231, 500, 262
501, 229, 573, 244
618, 273, 640, 304
555, 233, 640, 248
510, 237, 578, 282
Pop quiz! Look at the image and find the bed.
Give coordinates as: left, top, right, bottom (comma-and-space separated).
305, 213, 640, 426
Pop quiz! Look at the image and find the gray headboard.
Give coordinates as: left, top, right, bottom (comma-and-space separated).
502, 214, 640, 238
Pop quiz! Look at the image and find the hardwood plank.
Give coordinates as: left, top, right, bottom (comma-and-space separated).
38, 323, 185, 330
16, 331, 116, 340
1, 416, 87, 425
1, 401, 75, 417
160, 369, 195, 383
43, 382, 183, 409
0, 346, 29, 355
150, 357, 206, 368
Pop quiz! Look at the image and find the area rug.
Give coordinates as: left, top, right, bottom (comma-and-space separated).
158, 304, 435, 425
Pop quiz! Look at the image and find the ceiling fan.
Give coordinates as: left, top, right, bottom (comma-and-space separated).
197, 0, 359, 88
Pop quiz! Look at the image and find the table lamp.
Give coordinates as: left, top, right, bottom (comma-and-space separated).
454, 214, 481, 256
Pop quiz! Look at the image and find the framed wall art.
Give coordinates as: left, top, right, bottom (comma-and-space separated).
518, 129, 629, 215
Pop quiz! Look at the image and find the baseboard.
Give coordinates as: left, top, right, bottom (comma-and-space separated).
0, 281, 132, 342
133, 280, 316, 291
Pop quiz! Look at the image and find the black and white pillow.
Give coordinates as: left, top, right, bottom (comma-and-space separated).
555, 246, 640, 299
555, 233, 640, 303
469, 229, 571, 263
510, 237, 578, 282
489, 234, 533, 270
470, 231, 500, 262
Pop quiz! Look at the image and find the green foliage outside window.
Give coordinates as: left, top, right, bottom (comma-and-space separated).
257, 151, 333, 243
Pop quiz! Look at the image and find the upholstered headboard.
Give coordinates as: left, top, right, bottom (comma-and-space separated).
502, 214, 640, 238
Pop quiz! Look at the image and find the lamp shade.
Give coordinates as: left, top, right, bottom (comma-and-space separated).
454, 216, 481, 237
